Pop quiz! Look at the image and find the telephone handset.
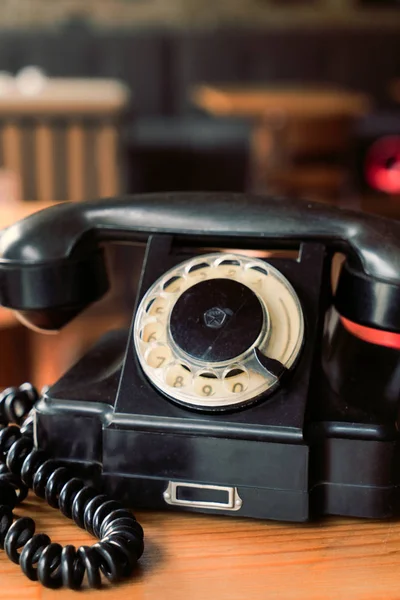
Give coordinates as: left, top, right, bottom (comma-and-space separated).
0, 192, 399, 589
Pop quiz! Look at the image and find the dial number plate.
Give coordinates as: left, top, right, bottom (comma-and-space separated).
134, 253, 304, 410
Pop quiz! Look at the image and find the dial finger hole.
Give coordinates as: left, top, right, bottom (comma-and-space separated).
193, 371, 221, 398
165, 363, 193, 389
214, 257, 242, 279
223, 367, 249, 394
248, 264, 269, 276
163, 275, 184, 294
145, 345, 172, 369
215, 257, 241, 267
146, 296, 169, 317
141, 322, 164, 343
186, 262, 211, 283
187, 262, 210, 274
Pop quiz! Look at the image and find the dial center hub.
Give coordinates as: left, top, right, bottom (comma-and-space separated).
170, 278, 264, 362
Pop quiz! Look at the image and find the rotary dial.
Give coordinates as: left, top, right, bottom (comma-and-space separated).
134, 253, 304, 410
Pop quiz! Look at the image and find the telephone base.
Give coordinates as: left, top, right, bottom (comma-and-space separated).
35, 329, 400, 523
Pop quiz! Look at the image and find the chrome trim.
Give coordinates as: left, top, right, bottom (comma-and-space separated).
163, 481, 243, 511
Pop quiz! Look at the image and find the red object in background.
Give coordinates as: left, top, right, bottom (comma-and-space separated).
365, 135, 400, 194
341, 316, 400, 350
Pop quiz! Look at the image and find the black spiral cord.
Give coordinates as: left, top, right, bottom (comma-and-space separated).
0, 384, 144, 589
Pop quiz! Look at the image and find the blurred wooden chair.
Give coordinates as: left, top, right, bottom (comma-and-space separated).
0, 73, 131, 389
0, 73, 129, 202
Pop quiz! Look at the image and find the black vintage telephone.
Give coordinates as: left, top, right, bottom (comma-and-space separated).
0, 192, 399, 589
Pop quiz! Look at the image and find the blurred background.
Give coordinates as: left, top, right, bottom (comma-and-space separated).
0, 0, 399, 389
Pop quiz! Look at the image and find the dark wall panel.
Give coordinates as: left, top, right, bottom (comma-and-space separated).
173, 31, 250, 114
0, 28, 169, 116
92, 31, 170, 116
0, 27, 398, 117
329, 30, 400, 105
172, 28, 400, 114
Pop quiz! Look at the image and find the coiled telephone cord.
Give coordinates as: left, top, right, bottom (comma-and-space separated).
0, 384, 144, 589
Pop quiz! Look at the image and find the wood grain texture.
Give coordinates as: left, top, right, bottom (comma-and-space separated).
2, 494, 400, 600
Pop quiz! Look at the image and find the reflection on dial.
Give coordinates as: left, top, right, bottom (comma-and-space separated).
241, 264, 301, 367
134, 252, 304, 410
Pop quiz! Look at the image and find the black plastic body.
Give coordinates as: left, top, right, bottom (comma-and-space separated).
34, 234, 400, 522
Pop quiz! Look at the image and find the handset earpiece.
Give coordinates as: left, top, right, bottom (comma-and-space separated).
0, 248, 109, 331
335, 260, 400, 333
0, 203, 109, 330
17, 255, 108, 331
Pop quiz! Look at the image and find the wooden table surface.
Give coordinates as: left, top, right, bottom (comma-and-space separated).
2, 493, 400, 600
191, 84, 370, 120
